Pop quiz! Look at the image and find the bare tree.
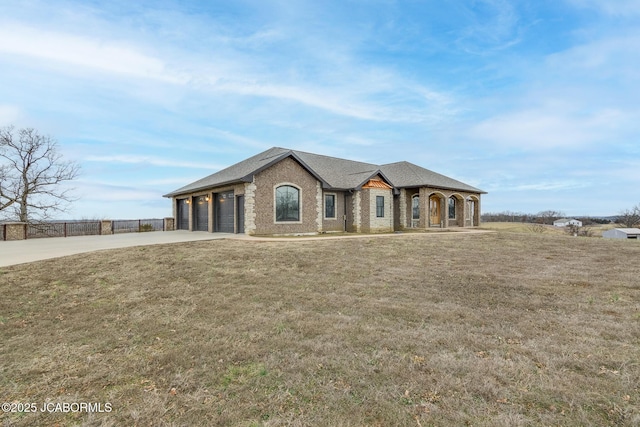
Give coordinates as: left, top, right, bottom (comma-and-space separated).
536, 210, 565, 225
617, 205, 640, 228
565, 224, 594, 237
0, 125, 80, 222
527, 222, 546, 233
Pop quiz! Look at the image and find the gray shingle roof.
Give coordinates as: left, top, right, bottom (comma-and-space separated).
379, 161, 485, 193
164, 147, 485, 197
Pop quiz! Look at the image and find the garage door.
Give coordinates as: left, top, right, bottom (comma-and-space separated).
215, 191, 234, 233
193, 195, 209, 231
177, 199, 189, 230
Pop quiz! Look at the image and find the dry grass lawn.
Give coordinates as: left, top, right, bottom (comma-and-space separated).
1, 231, 639, 426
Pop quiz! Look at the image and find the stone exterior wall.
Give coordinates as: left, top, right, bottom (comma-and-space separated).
396, 191, 406, 230
244, 181, 257, 235
322, 190, 346, 232
4, 223, 26, 240
362, 188, 394, 233
353, 192, 361, 233
253, 157, 321, 235
360, 189, 370, 232
316, 182, 323, 233
101, 220, 113, 235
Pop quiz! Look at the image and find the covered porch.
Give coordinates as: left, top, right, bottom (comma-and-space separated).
397, 188, 480, 230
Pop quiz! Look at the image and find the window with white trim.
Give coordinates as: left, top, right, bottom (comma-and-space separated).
325, 194, 336, 219
275, 185, 300, 222
376, 196, 385, 218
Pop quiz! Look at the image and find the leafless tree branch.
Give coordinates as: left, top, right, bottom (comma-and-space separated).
617, 205, 640, 228
0, 125, 81, 222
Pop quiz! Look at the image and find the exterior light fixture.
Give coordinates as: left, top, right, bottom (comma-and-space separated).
185, 199, 190, 204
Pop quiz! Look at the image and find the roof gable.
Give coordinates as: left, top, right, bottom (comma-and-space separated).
362, 178, 393, 189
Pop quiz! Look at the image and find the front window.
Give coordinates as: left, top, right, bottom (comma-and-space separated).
449, 197, 456, 219
325, 194, 336, 219
376, 196, 385, 218
276, 185, 300, 222
412, 195, 420, 220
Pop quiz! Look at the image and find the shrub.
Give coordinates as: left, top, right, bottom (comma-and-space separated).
139, 224, 154, 232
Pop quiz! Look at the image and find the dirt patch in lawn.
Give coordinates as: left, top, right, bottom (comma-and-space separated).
1, 232, 639, 426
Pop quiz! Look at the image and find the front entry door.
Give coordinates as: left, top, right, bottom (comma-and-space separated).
429, 195, 441, 226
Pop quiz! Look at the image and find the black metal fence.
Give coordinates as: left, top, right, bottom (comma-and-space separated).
26, 221, 102, 239
2, 219, 168, 241
112, 219, 165, 233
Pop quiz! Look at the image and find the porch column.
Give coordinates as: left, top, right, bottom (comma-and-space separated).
443, 196, 449, 228
399, 189, 407, 229
420, 188, 427, 228
187, 196, 193, 231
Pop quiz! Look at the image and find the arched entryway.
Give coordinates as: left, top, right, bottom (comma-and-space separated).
448, 194, 464, 227
466, 196, 479, 226
429, 194, 444, 227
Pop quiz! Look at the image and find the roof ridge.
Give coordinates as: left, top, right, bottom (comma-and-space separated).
288, 148, 379, 168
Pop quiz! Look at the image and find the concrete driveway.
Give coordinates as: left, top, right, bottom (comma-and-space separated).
0, 229, 493, 267
0, 231, 233, 267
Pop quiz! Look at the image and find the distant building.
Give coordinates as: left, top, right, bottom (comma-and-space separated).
553, 218, 583, 227
602, 228, 640, 239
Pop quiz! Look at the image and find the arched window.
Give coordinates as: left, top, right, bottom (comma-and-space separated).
412, 195, 420, 220
448, 197, 456, 219
275, 185, 300, 222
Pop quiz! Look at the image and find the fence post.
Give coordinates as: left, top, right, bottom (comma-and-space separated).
64, 222, 68, 238
3, 223, 28, 241
100, 220, 113, 235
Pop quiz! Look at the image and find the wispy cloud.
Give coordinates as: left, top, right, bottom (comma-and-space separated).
566, 0, 640, 17
0, 105, 22, 123
0, 5, 456, 124
85, 155, 221, 170
507, 181, 590, 192
468, 107, 633, 151
0, 24, 187, 84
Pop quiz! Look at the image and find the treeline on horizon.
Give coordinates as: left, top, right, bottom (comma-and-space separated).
481, 211, 613, 225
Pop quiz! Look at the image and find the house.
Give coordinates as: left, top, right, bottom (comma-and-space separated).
553, 218, 583, 227
163, 147, 486, 235
602, 228, 640, 239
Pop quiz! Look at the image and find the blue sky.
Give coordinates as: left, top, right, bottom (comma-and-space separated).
1, 0, 638, 219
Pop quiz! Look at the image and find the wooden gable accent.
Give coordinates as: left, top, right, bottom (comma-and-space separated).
362, 178, 392, 190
